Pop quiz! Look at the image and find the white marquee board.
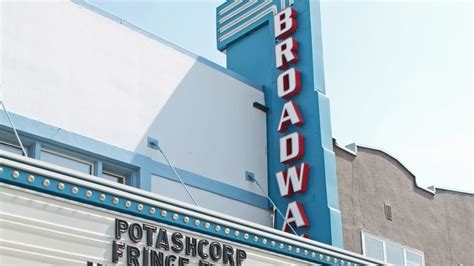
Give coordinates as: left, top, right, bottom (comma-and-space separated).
0, 184, 305, 265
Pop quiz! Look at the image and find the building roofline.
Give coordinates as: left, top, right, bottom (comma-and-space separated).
71, 0, 263, 92
435, 186, 474, 195
333, 139, 473, 196
357, 144, 473, 195
333, 139, 357, 156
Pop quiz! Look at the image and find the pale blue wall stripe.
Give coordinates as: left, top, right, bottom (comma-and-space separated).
0, 112, 270, 209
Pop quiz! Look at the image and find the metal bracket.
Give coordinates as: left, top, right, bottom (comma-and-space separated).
253, 102, 268, 113
147, 137, 159, 150
245, 171, 255, 182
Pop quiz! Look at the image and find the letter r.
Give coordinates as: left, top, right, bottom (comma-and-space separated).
275, 37, 299, 70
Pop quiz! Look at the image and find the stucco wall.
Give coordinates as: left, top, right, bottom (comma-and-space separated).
335, 145, 474, 265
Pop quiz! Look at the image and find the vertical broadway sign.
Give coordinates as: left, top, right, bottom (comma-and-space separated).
216, 0, 343, 247
274, 8, 310, 234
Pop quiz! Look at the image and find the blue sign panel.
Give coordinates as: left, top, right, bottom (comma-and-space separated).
216, 0, 343, 247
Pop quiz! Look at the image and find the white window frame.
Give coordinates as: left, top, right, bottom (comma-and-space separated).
361, 231, 425, 266
404, 248, 425, 266
0, 135, 135, 186
102, 170, 126, 184
0, 140, 24, 155
41, 148, 94, 175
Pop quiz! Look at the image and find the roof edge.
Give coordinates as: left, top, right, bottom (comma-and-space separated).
333, 139, 357, 156
357, 143, 473, 195
435, 186, 474, 195
335, 140, 473, 196
71, 0, 263, 92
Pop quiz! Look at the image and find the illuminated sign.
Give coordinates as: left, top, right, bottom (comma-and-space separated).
112, 219, 247, 266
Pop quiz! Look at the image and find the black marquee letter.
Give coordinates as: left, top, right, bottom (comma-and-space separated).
222, 244, 235, 265
185, 236, 197, 257
151, 250, 164, 266
165, 255, 176, 266
236, 249, 247, 266
171, 232, 184, 253
143, 223, 157, 247
129, 223, 143, 243
143, 247, 150, 266
197, 239, 209, 259
115, 219, 129, 239
112, 240, 125, 263
127, 245, 141, 266
209, 242, 222, 262
156, 228, 170, 251
178, 257, 190, 266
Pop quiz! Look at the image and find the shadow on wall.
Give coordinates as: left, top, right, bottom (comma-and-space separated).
129, 59, 267, 202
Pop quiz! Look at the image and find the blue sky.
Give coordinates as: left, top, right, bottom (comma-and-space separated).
86, 0, 472, 192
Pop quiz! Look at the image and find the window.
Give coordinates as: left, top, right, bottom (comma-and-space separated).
0, 141, 24, 155
0, 134, 135, 187
386, 242, 404, 265
406, 250, 423, 266
364, 235, 384, 261
41, 149, 93, 174
362, 232, 424, 266
102, 171, 126, 184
